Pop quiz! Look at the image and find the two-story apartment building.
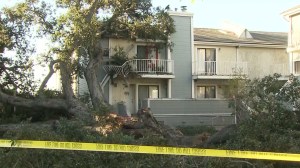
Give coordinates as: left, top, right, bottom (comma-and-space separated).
193, 25, 288, 100
78, 9, 289, 127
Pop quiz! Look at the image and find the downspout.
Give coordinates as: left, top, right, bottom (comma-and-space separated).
235, 44, 240, 71
108, 39, 112, 104
167, 36, 172, 98
234, 44, 240, 124
292, 52, 294, 74
191, 15, 195, 98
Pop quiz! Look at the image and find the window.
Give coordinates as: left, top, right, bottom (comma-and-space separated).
138, 85, 159, 109
137, 46, 158, 59
196, 86, 216, 98
103, 48, 109, 57
149, 86, 159, 98
295, 61, 300, 74
196, 48, 216, 75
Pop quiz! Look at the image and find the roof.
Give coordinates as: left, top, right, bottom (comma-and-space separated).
281, 5, 300, 19
194, 28, 287, 47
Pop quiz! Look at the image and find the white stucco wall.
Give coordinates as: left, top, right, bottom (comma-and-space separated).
194, 44, 289, 79
288, 14, 300, 74
193, 44, 288, 98
109, 39, 167, 59
238, 47, 288, 78
291, 14, 300, 49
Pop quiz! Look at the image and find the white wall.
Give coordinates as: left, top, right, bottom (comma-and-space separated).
194, 44, 289, 79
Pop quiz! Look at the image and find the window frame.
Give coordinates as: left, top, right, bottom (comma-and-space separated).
196, 86, 216, 99
294, 61, 300, 75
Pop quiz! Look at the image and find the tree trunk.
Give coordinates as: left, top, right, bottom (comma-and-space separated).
0, 89, 68, 110
60, 62, 93, 122
84, 54, 108, 114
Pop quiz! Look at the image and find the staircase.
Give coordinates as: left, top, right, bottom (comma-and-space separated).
100, 61, 131, 89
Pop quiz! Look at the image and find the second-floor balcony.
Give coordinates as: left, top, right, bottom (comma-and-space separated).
103, 59, 175, 79
193, 61, 248, 79
128, 59, 174, 75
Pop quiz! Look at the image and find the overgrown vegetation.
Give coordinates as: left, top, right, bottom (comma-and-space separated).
220, 74, 300, 167
177, 125, 217, 136
110, 47, 130, 66
0, 119, 229, 168
2, 74, 300, 167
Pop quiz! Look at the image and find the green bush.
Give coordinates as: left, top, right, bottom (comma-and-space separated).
220, 74, 300, 167
177, 125, 217, 136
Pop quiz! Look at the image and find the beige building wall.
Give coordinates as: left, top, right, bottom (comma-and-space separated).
282, 6, 300, 74
289, 14, 300, 74
193, 44, 288, 99
216, 46, 237, 62
109, 39, 136, 58
194, 45, 237, 62
238, 47, 289, 78
291, 14, 300, 48
194, 44, 288, 79
109, 39, 168, 59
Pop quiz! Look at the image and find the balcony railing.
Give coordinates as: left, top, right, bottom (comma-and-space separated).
193, 61, 248, 76
128, 59, 174, 74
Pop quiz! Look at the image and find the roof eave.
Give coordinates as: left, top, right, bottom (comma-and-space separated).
281, 5, 300, 21
194, 41, 286, 48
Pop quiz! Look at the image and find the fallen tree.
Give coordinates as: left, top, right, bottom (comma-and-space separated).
0, 0, 175, 123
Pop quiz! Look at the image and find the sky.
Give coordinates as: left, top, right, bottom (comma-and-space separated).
1, 0, 299, 32
152, 0, 300, 32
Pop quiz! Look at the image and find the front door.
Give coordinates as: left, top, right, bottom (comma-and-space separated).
126, 84, 136, 114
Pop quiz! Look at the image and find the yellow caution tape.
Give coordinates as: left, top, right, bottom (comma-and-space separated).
0, 139, 300, 162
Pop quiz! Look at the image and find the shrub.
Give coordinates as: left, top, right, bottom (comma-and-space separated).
177, 125, 217, 136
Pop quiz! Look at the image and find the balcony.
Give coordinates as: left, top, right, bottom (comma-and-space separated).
127, 59, 174, 78
103, 59, 175, 79
193, 61, 248, 79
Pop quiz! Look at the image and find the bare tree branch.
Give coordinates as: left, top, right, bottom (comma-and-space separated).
86, 0, 99, 23
38, 59, 61, 94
